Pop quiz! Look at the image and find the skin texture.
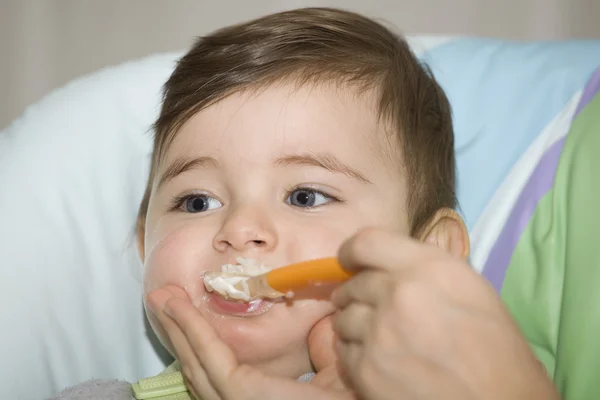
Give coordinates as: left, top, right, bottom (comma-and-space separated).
141, 82, 411, 379
146, 227, 559, 400
142, 82, 557, 399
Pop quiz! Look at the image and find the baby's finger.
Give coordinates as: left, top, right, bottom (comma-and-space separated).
165, 297, 238, 398
332, 303, 374, 343
331, 271, 388, 308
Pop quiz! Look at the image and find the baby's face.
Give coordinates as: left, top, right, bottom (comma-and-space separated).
143, 82, 409, 378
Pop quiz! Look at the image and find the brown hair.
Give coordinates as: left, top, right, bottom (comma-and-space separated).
137, 7, 456, 241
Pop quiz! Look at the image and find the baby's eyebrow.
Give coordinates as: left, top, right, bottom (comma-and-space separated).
274, 153, 372, 184
157, 155, 218, 189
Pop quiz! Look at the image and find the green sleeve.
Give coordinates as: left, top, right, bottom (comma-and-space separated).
501, 93, 600, 399
552, 94, 600, 399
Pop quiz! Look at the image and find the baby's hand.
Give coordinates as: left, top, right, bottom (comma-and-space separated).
146, 286, 354, 400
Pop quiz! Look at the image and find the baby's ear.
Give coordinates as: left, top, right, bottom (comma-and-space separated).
418, 208, 470, 260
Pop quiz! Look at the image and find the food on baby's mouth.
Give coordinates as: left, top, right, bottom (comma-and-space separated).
203, 258, 273, 302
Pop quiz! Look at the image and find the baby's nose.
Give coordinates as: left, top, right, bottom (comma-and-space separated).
213, 204, 278, 252
213, 227, 276, 253
244, 238, 267, 248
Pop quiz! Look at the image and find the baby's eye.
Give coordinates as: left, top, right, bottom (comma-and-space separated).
286, 188, 334, 208
182, 195, 222, 213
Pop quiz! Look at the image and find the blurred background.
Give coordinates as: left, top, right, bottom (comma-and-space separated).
2, 0, 600, 129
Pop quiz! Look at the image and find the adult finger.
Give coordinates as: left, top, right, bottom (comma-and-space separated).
332, 303, 374, 343
336, 340, 363, 386
308, 315, 337, 372
148, 289, 221, 400
331, 270, 389, 309
338, 227, 438, 274
164, 297, 238, 398
145, 284, 192, 354
146, 288, 199, 369
165, 298, 354, 400
246, 370, 352, 400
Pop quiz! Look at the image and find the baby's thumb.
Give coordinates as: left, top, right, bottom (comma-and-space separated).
308, 315, 337, 372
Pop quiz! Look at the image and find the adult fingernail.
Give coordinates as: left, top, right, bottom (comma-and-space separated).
163, 301, 174, 318
145, 295, 157, 314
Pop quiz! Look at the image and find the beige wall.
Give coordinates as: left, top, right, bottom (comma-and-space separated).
2, 0, 600, 129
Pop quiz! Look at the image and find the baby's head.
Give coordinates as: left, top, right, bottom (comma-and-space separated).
137, 7, 468, 378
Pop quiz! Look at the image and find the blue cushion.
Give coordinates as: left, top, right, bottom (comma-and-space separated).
421, 38, 600, 229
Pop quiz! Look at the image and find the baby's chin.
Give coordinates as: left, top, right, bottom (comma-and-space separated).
202, 300, 321, 376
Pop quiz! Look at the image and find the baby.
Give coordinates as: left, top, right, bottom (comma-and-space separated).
53, 7, 468, 399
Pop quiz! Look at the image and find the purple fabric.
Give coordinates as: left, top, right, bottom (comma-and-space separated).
574, 67, 600, 116
482, 67, 600, 291
482, 138, 564, 291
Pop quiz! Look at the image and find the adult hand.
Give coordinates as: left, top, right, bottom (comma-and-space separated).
331, 227, 560, 400
146, 286, 355, 400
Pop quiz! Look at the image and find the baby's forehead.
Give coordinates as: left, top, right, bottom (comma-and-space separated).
162, 82, 400, 163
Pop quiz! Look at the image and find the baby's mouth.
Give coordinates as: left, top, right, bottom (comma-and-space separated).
205, 292, 274, 317
202, 257, 278, 317
203, 257, 274, 296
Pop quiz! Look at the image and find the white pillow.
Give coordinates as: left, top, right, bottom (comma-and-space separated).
0, 53, 181, 399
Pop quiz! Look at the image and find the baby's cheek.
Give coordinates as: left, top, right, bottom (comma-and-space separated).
300, 217, 369, 256
143, 244, 184, 294
142, 226, 211, 295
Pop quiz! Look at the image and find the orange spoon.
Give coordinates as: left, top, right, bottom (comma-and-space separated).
204, 257, 353, 300
265, 257, 353, 295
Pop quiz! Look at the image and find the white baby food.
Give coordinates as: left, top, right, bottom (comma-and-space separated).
203, 258, 272, 302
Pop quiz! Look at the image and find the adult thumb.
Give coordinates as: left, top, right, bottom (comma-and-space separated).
308, 315, 338, 371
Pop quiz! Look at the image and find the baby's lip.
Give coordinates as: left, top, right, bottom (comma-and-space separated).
206, 292, 274, 317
